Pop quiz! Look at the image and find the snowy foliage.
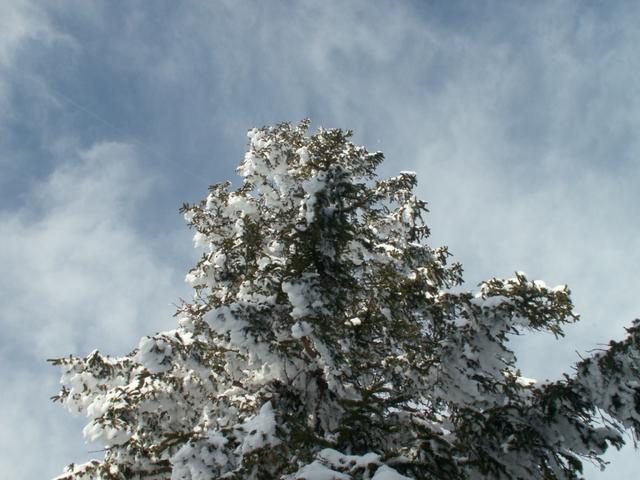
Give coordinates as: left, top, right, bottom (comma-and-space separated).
50, 120, 640, 479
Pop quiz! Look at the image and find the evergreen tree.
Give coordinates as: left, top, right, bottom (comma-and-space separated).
51, 121, 640, 479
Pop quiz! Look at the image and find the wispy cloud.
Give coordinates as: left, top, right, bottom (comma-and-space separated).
0, 142, 187, 478
0, 142, 182, 357
0, 0, 74, 115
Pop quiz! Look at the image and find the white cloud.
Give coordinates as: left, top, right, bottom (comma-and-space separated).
0, 1, 73, 114
0, 142, 182, 356
0, 0, 57, 66
0, 142, 186, 478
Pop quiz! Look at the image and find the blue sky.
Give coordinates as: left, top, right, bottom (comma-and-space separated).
1, 1, 639, 478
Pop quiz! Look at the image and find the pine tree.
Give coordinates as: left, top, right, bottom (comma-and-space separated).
50, 120, 640, 480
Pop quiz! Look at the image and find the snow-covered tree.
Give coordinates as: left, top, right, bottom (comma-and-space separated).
50, 120, 640, 480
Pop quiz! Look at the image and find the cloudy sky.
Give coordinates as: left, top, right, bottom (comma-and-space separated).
1, 1, 639, 478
